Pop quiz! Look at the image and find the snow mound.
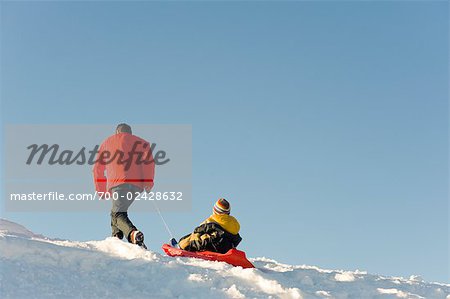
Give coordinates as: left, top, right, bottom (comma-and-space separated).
0, 220, 448, 299
0, 219, 44, 239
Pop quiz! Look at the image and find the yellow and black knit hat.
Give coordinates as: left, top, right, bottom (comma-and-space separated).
213, 198, 230, 215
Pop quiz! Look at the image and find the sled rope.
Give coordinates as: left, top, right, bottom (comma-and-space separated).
152, 201, 175, 240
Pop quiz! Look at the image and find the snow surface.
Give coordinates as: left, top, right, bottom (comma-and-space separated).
0, 219, 448, 299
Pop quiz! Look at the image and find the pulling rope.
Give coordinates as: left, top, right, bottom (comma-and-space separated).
152, 201, 175, 240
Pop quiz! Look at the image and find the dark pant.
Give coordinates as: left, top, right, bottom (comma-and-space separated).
110, 184, 142, 241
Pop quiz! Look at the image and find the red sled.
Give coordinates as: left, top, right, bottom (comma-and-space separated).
162, 244, 255, 269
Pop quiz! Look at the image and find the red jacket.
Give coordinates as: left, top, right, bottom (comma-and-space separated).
93, 133, 155, 193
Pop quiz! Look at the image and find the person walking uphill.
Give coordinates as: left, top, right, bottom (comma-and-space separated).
93, 123, 155, 249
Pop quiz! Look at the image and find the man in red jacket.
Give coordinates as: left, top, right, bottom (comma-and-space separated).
93, 123, 155, 248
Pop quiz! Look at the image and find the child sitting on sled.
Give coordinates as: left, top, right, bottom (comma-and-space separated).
172, 198, 242, 254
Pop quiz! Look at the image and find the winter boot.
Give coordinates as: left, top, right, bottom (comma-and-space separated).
169, 238, 179, 248
113, 231, 124, 240
130, 230, 147, 249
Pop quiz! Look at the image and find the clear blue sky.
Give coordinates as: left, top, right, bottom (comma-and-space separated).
1, 1, 448, 283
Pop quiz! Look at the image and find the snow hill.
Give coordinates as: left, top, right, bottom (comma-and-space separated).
0, 219, 448, 299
